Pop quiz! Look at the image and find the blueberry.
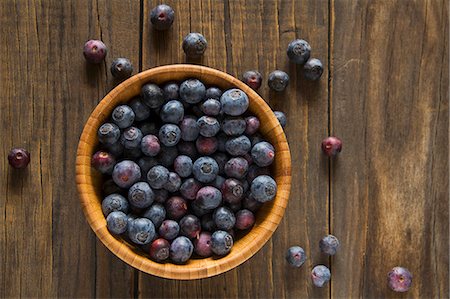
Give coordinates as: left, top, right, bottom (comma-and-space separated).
212, 175, 226, 190
242, 70, 262, 90
287, 39, 311, 65
143, 203, 166, 228
311, 265, 331, 288
189, 104, 203, 117
201, 214, 216, 232
242, 195, 263, 212
388, 267, 413, 292
128, 182, 154, 209
102, 179, 123, 196
106, 142, 124, 157
165, 196, 188, 220
141, 134, 160, 157
241, 179, 249, 193
250, 175, 277, 203
225, 135, 251, 156
163, 172, 182, 192
102, 193, 129, 216
160, 100, 184, 124
182, 33, 207, 58
220, 88, 249, 116
112, 160, 141, 188
194, 186, 222, 210
285, 246, 307, 268
210, 230, 233, 256
128, 218, 156, 245
180, 79, 206, 104
321, 136, 342, 157
112, 105, 135, 129
205, 87, 222, 100
110, 57, 133, 79
141, 83, 165, 109
222, 117, 246, 136
227, 201, 242, 213
190, 201, 212, 217
303, 58, 323, 81
106, 211, 128, 234
180, 115, 200, 141
149, 238, 170, 262
153, 189, 169, 204
157, 145, 179, 168
245, 116, 260, 135
179, 214, 201, 239
98, 123, 120, 145
235, 209, 255, 230
193, 156, 219, 183
224, 157, 249, 179
274, 111, 287, 128
163, 82, 180, 100
221, 178, 244, 204
217, 133, 228, 153
159, 220, 180, 241
139, 122, 159, 136
201, 99, 221, 116
213, 207, 236, 231
137, 156, 158, 175
268, 70, 289, 91
197, 116, 220, 137
319, 235, 340, 255
249, 134, 264, 147
194, 232, 213, 257
120, 126, 143, 149
91, 151, 115, 174
195, 136, 218, 155
247, 165, 270, 183
177, 141, 198, 159
242, 152, 253, 165
129, 98, 151, 121
146, 165, 169, 189
251, 141, 275, 167
212, 152, 228, 175
83, 39, 107, 63
158, 124, 181, 147
169, 236, 194, 263
123, 147, 142, 160
174, 155, 193, 178
180, 178, 202, 200
150, 4, 175, 31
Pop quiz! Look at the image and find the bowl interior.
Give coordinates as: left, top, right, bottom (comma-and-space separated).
76, 64, 291, 280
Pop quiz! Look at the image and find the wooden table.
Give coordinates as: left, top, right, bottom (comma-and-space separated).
1, 1, 448, 298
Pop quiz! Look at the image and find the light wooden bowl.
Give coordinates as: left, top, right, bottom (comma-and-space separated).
76, 64, 292, 280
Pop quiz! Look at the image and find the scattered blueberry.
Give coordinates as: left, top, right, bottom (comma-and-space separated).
159, 219, 180, 241
143, 203, 166, 227
120, 126, 143, 149
194, 186, 222, 210
274, 111, 287, 128
213, 206, 236, 231
222, 117, 246, 136
311, 265, 331, 288
98, 123, 121, 145
83, 39, 107, 63
141, 83, 165, 109
147, 165, 170, 189
112, 105, 135, 129
106, 211, 128, 234
220, 89, 249, 116
128, 182, 154, 209
210, 230, 233, 256
170, 236, 194, 263
321, 136, 342, 157
174, 155, 193, 178
112, 160, 141, 188
303, 58, 323, 81
194, 231, 213, 257
165, 196, 188, 220
149, 238, 170, 262
225, 135, 251, 156
158, 124, 181, 147
268, 70, 289, 92
150, 4, 175, 31
180, 178, 202, 200
110, 57, 133, 79
235, 209, 255, 230
285, 246, 307, 267
182, 33, 207, 58
244, 116, 260, 135
180, 79, 206, 104
128, 218, 156, 245
160, 100, 184, 124
250, 175, 277, 203
251, 141, 275, 167
196, 136, 218, 155
221, 178, 244, 204
388, 267, 413, 292
224, 157, 249, 179
242, 70, 262, 90
201, 99, 221, 116
193, 156, 219, 183
319, 235, 340, 255
163, 172, 182, 192
180, 115, 200, 141
287, 39, 311, 65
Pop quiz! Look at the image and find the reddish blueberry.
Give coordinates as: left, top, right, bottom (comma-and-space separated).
235, 209, 255, 230
196, 136, 218, 155
141, 134, 160, 157
179, 214, 201, 239
286, 246, 307, 267
150, 4, 175, 31
242, 70, 262, 90
388, 267, 412, 292
149, 238, 170, 262
165, 196, 188, 220
245, 116, 260, 135
8, 148, 30, 169
321, 136, 342, 157
83, 39, 107, 63
194, 186, 222, 210
224, 157, 249, 179
194, 232, 212, 257
112, 160, 141, 188
221, 178, 244, 204
311, 265, 331, 287
180, 178, 202, 200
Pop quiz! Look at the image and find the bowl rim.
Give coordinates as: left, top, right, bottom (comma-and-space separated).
76, 64, 292, 280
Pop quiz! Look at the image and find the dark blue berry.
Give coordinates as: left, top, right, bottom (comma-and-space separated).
106, 141, 124, 157
249, 134, 264, 147
157, 145, 179, 168
220, 89, 249, 116
177, 141, 198, 159
112, 105, 135, 129
150, 4, 175, 31
213, 207, 236, 231
102, 179, 123, 196
193, 156, 219, 183
110, 57, 133, 79
190, 201, 212, 217
287, 39, 311, 64
98, 123, 120, 145
141, 83, 165, 109
182, 33, 207, 58
149, 238, 170, 262
197, 116, 220, 137
179, 214, 201, 239
128, 218, 156, 245
123, 147, 143, 160
194, 186, 222, 210
201, 99, 221, 116
137, 156, 158, 175
180, 178, 202, 200
205, 87, 222, 100
106, 211, 128, 234
128, 182, 154, 209
212, 152, 228, 175
319, 235, 340, 255
170, 236, 194, 263
216, 132, 228, 152
160, 100, 184, 124
225, 135, 251, 156
165, 196, 188, 220
180, 115, 200, 142
146, 165, 169, 189
222, 117, 246, 136
224, 157, 249, 179
201, 214, 216, 232
268, 70, 289, 91
242, 70, 262, 90
139, 122, 158, 136
221, 178, 244, 204
303, 58, 323, 81
247, 165, 270, 183
274, 111, 287, 128
158, 124, 181, 147
311, 265, 331, 288
251, 141, 275, 167
153, 189, 169, 204
174, 155, 193, 178
83, 40, 107, 63
91, 151, 116, 174
143, 203, 166, 228
193, 231, 212, 257
242, 195, 263, 212
286, 246, 307, 267
163, 172, 181, 192
120, 126, 143, 149
159, 220, 180, 241
180, 79, 206, 104
163, 82, 180, 100
102, 193, 130, 216
388, 267, 413, 292
210, 230, 233, 256
129, 98, 151, 121
250, 175, 277, 203
212, 175, 226, 190
112, 160, 141, 188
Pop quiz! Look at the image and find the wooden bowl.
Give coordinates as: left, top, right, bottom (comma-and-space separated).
76, 64, 292, 280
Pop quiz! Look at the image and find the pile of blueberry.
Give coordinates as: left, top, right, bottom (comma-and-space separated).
92, 78, 285, 264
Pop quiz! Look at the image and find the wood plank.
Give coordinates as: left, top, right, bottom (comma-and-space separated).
330, 0, 449, 298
